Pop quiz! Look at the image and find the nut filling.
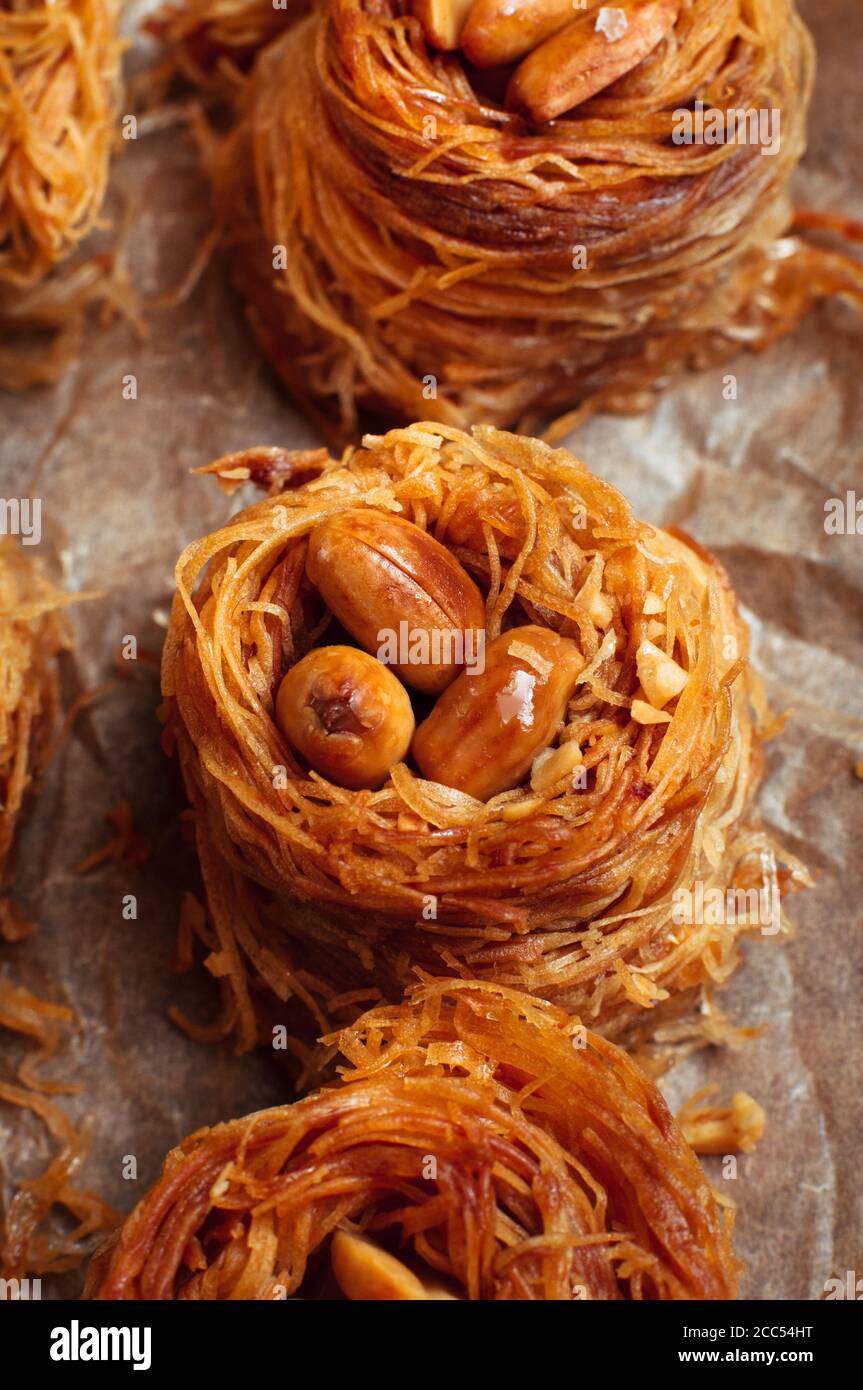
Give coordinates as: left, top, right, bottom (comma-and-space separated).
310, 694, 369, 737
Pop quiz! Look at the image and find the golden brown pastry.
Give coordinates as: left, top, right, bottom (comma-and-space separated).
0, 540, 72, 937
0, 0, 123, 388
85, 980, 739, 1300
161, 423, 806, 1053
200, 0, 863, 441
0, 542, 114, 1278
146, 0, 308, 89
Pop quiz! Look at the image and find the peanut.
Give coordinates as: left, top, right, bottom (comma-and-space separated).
635, 638, 688, 708
630, 697, 672, 725
585, 587, 614, 629
507, 0, 680, 123
331, 1230, 428, 1301
331, 1229, 459, 1300
643, 590, 665, 615
306, 509, 486, 695
530, 738, 583, 792
462, 0, 601, 69
275, 646, 414, 790
411, 0, 475, 50
412, 625, 585, 801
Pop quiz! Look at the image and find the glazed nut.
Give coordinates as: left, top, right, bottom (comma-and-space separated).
275, 645, 414, 791
412, 625, 585, 801
411, 0, 475, 50
462, 0, 597, 68
635, 639, 688, 709
585, 587, 614, 629
331, 1230, 430, 1301
306, 509, 486, 695
530, 739, 583, 793
507, 0, 680, 123
643, 590, 665, 615
631, 697, 672, 726
500, 795, 544, 822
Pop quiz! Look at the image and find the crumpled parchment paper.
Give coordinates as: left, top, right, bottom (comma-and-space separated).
0, 0, 860, 1300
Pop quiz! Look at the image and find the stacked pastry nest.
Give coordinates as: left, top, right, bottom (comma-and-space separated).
183, 0, 863, 441
162, 423, 806, 1058
146, 0, 310, 88
0, 541, 115, 1279
0, 0, 123, 388
0, 539, 71, 935
85, 980, 740, 1300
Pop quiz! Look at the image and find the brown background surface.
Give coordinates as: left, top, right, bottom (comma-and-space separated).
0, 0, 861, 1299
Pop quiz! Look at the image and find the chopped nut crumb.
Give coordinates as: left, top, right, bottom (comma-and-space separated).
596, 6, 629, 42
631, 698, 672, 726
636, 639, 689, 708
501, 796, 543, 822
678, 1088, 766, 1156
531, 741, 584, 793
586, 589, 614, 629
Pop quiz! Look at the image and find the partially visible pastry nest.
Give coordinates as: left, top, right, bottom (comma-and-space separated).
0, 0, 123, 389
191, 0, 863, 440
0, 539, 73, 939
85, 980, 740, 1300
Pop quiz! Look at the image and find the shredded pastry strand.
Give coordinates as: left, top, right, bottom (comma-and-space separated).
0, 977, 118, 1279
161, 422, 808, 1054
84, 979, 740, 1300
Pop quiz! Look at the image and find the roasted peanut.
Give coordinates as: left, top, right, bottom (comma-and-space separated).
412, 625, 585, 800
530, 738, 583, 792
331, 1230, 428, 1300
462, 0, 600, 69
411, 0, 475, 50
275, 646, 414, 790
507, 0, 679, 123
306, 509, 486, 695
630, 696, 671, 725
635, 638, 688, 708
331, 1229, 459, 1300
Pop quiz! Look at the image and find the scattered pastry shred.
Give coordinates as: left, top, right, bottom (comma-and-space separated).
0, 978, 118, 1280
678, 1085, 766, 1156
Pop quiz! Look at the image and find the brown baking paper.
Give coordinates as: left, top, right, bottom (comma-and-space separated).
0, 0, 860, 1299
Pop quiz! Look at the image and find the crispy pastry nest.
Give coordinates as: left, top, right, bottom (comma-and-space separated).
85, 979, 739, 1300
146, 0, 309, 89
162, 422, 803, 1055
0, 0, 123, 388
203, 0, 861, 441
0, 540, 116, 1278
0, 538, 71, 930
